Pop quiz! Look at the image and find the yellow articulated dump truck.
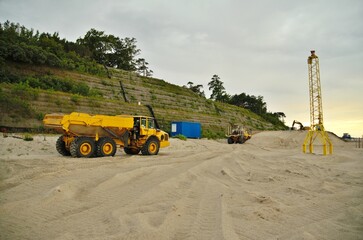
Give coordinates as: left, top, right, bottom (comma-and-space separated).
43, 112, 170, 158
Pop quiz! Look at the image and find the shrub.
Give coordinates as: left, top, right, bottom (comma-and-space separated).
71, 82, 89, 95
36, 112, 45, 121
173, 134, 187, 141
202, 128, 225, 139
54, 99, 61, 106
23, 133, 33, 141
5, 73, 94, 97
11, 83, 39, 100
70, 95, 80, 105
0, 88, 32, 117
89, 88, 103, 97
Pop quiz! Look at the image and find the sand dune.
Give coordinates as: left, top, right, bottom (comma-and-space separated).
0, 131, 362, 239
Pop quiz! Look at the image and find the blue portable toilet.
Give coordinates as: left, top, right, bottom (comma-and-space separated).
171, 121, 201, 138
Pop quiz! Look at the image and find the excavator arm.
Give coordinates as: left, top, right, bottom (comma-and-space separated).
291, 120, 304, 130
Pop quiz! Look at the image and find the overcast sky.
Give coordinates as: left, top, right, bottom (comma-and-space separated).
1, 0, 362, 137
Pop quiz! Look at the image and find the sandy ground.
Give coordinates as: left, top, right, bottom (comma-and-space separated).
0, 131, 362, 240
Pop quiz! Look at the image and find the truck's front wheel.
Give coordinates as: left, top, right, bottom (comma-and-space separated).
141, 137, 160, 155
70, 137, 95, 158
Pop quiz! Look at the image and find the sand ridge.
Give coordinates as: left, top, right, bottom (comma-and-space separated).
0, 131, 362, 239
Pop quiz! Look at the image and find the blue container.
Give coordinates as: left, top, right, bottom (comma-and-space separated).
171, 121, 201, 138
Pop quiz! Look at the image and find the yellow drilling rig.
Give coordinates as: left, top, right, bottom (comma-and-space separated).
302, 50, 333, 155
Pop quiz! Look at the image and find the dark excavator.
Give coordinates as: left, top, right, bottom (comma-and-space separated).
291, 120, 310, 130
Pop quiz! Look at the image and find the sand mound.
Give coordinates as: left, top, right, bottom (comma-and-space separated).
248, 130, 305, 148
0, 132, 362, 239
249, 130, 349, 149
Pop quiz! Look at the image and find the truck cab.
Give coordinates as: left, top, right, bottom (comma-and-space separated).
132, 116, 170, 148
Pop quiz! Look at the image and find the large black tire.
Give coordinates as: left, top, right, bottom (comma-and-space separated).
227, 137, 234, 144
70, 137, 95, 158
141, 137, 160, 155
96, 137, 117, 157
56, 136, 70, 156
238, 135, 246, 144
124, 147, 141, 155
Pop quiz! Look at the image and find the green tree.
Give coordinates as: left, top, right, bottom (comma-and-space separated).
229, 93, 266, 114
38, 32, 64, 56
0, 21, 106, 74
136, 58, 153, 77
76, 29, 109, 63
186, 81, 205, 97
274, 112, 286, 123
0, 21, 150, 76
208, 74, 228, 102
77, 29, 141, 71
119, 37, 140, 70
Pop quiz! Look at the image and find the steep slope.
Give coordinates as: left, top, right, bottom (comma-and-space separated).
0, 62, 283, 136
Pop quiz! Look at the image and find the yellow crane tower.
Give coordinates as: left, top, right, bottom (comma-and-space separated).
302, 50, 333, 155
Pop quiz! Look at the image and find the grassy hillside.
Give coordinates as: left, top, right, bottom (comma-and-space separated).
0, 62, 285, 137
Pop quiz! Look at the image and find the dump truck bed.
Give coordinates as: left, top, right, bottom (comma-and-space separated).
43, 112, 134, 137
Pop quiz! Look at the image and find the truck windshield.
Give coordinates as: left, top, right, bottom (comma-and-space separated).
141, 117, 146, 127
148, 118, 155, 129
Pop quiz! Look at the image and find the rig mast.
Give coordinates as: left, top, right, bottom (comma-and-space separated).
303, 50, 333, 155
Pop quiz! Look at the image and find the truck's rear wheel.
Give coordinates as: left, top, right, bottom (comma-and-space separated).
56, 136, 70, 156
141, 137, 160, 155
70, 137, 95, 158
124, 147, 140, 155
96, 137, 116, 157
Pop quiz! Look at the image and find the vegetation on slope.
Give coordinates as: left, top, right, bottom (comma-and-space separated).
0, 21, 287, 137
0, 21, 151, 76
